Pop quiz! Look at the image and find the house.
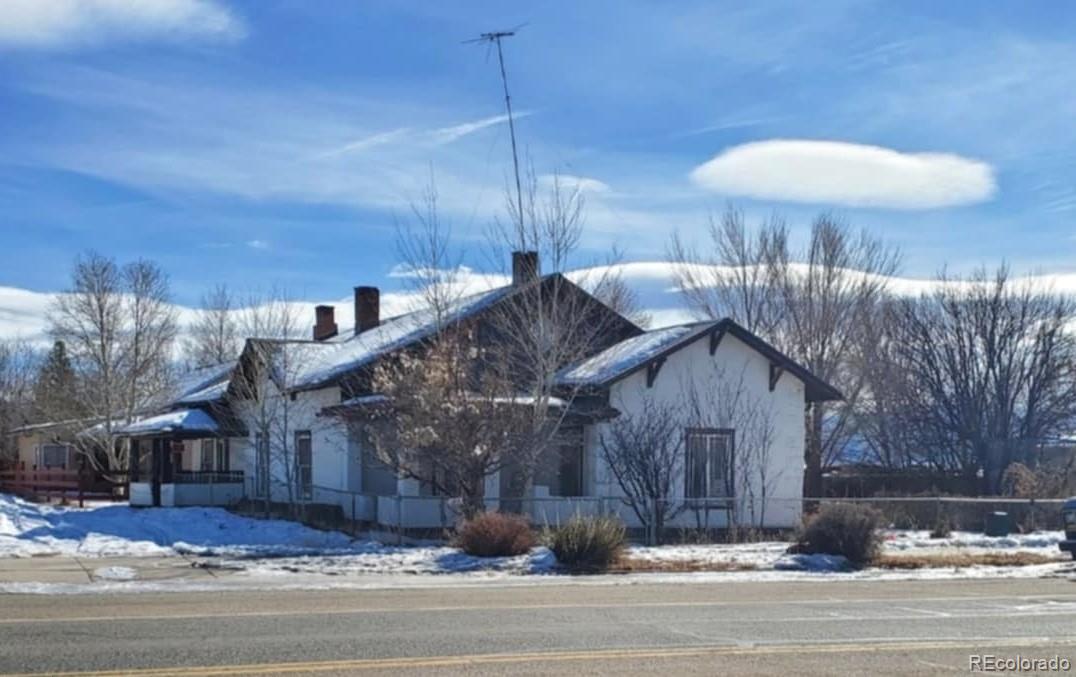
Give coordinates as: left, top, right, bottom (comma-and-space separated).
7, 419, 86, 472
116, 251, 840, 533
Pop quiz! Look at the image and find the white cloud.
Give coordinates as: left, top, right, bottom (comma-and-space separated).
246, 239, 269, 250
0, 0, 243, 49
690, 140, 996, 209
537, 174, 611, 194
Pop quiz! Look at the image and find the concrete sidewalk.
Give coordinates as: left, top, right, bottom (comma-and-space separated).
0, 555, 242, 585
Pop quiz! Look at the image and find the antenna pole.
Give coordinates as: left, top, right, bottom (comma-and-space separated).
469, 30, 525, 230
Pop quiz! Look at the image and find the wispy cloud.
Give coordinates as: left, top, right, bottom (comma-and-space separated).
690, 139, 997, 209
538, 174, 611, 194
0, 0, 244, 50
246, 239, 269, 250
428, 112, 530, 146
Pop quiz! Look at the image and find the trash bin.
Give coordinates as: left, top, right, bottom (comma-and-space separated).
985, 511, 1011, 537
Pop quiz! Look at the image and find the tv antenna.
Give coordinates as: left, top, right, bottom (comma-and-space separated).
465, 27, 526, 228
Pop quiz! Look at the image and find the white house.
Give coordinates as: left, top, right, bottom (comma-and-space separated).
119, 252, 840, 534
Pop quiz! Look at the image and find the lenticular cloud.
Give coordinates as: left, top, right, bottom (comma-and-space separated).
690, 139, 996, 209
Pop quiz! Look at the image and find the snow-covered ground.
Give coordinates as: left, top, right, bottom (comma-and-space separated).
0, 493, 1072, 594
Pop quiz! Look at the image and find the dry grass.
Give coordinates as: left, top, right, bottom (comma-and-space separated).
611, 557, 759, 573
875, 551, 1065, 569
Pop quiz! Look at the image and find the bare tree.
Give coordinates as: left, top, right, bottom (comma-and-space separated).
598, 396, 685, 544
231, 289, 321, 516
48, 252, 178, 477
889, 266, 1076, 493
485, 170, 643, 500
366, 331, 540, 517
185, 284, 241, 368
682, 368, 781, 532
670, 208, 900, 499
0, 339, 38, 465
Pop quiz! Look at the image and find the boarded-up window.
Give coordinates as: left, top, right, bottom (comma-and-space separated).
685, 429, 733, 498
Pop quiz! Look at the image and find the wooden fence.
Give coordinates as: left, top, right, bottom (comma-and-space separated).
0, 469, 121, 506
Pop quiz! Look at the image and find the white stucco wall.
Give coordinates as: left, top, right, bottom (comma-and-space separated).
231, 384, 351, 508
586, 331, 806, 529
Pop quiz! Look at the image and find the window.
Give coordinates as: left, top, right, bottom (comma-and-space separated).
254, 433, 269, 498
216, 439, 229, 472
200, 439, 229, 472
200, 439, 215, 471
685, 429, 733, 499
295, 431, 312, 500
39, 444, 69, 469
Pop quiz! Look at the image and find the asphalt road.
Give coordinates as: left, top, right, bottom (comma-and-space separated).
2, 577, 1076, 675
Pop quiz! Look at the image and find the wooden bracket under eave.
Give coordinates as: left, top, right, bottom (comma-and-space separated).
647, 357, 666, 388
709, 327, 726, 355
769, 363, 784, 391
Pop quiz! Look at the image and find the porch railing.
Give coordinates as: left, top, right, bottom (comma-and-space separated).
173, 470, 244, 485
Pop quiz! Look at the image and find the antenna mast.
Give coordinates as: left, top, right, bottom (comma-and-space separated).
467, 29, 525, 229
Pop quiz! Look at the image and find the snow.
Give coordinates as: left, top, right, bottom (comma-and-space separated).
117, 408, 219, 436
0, 493, 355, 558
774, 553, 851, 571
556, 322, 711, 386
2, 493, 1071, 594
93, 566, 137, 581
884, 529, 1067, 552
292, 285, 516, 389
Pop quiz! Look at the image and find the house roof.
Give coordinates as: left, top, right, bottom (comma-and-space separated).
255, 273, 642, 392
116, 409, 221, 437
555, 318, 843, 402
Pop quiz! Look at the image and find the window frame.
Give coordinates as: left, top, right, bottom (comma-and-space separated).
684, 427, 735, 501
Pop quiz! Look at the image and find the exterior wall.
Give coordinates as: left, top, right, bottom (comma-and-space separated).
586, 331, 806, 530
12, 431, 77, 470
232, 384, 352, 511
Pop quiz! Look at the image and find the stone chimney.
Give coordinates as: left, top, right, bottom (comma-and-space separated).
312, 305, 338, 341
354, 286, 380, 334
511, 250, 539, 287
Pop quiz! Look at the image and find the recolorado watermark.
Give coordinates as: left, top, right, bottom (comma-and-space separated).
970, 654, 1071, 672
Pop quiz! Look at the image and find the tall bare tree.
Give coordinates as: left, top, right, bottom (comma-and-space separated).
485, 171, 643, 496
49, 252, 178, 476
889, 266, 1076, 493
0, 339, 38, 465
185, 284, 241, 368
366, 331, 541, 517
670, 207, 900, 498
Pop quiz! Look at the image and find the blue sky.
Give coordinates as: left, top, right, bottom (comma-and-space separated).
3, 1, 1076, 307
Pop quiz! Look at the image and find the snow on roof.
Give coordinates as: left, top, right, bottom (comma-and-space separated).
175, 379, 230, 405
286, 285, 516, 389
555, 321, 715, 387
117, 409, 220, 436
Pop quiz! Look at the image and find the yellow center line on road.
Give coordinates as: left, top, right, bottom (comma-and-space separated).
5, 638, 1076, 677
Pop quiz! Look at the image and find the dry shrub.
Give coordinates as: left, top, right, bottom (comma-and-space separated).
792, 503, 884, 567
455, 511, 536, 557
929, 516, 952, 539
546, 514, 626, 571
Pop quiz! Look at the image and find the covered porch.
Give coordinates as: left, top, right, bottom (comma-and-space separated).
121, 408, 247, 507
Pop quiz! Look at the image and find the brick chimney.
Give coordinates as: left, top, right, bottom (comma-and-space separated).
511, 250, 539, 287
312, 305, 338, 341
354, 286, 380, 334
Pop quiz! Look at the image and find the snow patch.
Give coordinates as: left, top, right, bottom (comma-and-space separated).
93, 566, 138, 581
